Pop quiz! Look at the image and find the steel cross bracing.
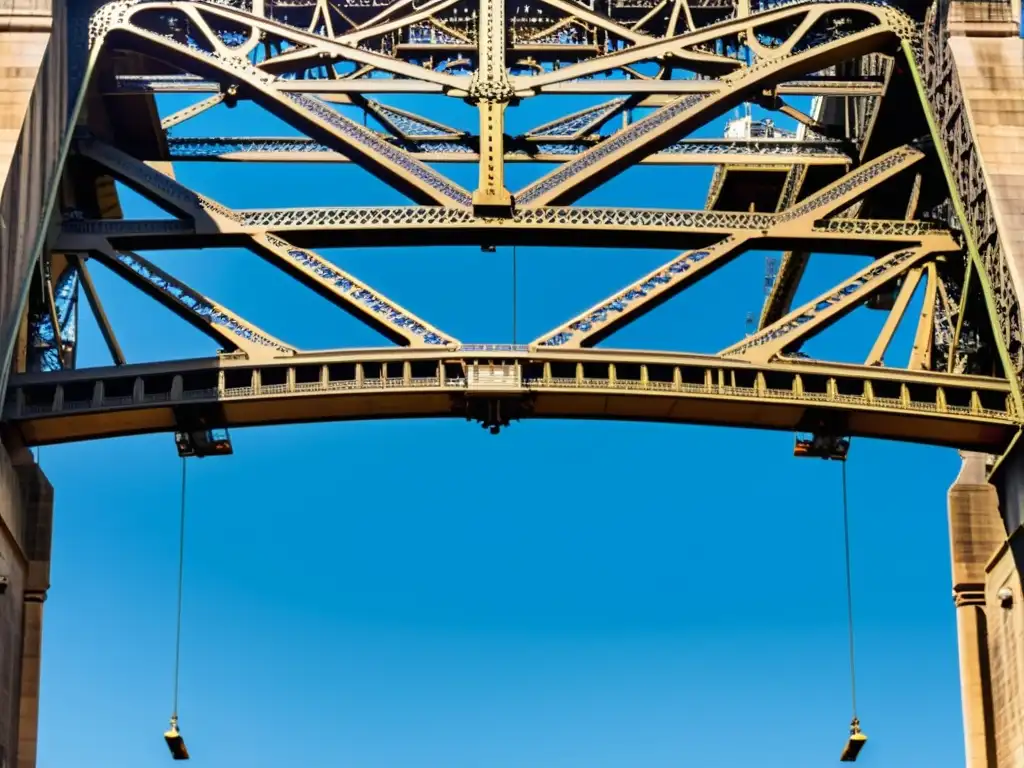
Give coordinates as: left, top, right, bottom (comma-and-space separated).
10, 0, 1023, 451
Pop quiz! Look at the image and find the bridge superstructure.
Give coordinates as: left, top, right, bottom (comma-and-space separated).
0, 0, 1022, 764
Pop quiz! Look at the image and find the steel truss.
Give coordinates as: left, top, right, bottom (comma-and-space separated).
12, 0, 1022, 449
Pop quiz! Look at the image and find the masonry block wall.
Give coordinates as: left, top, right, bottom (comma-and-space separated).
0, 5, 66, 761
950, 449, 1024, 768
984, 527, 1024, 768
0, 0, 68, 391
0, 438, 50, 768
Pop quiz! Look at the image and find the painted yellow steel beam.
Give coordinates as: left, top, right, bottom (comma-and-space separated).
6, 348, 1015, 450
469, 0, 514, 215
909, 262, 938, 371
531, 147, 926, 349
514, 26, 899, 207
79, 143, 461, 348
89, 242, 295, 359
160, 94, 224, 130
164, 147, 849, 167
101, 10, 473, 207
78, 140, 244, 233
511, 1, 908, 92
865, 266, 924, 367
70, 254, 126, 367
107, 0, 468, 89
247, 233, 461, 347
722, 247, 938, 362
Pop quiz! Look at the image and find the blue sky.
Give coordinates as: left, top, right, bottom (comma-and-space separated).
31, 83, 968, 768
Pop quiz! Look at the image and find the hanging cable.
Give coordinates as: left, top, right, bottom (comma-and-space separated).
839, 459, 866, 762
164, 457, 191, 760
173, 456, 187, 720
841, 460, 857, 719
512, 245, 518, 345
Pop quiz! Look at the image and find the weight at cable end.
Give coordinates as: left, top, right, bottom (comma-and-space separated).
164, 716, 190, 760
840, 717, 866, 762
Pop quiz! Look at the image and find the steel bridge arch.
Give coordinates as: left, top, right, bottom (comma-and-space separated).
9, 0, 1022, 460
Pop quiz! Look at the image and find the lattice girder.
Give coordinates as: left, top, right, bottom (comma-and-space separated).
77, 140, 460, 349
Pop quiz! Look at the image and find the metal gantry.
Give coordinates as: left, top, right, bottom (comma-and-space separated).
8, 0, 1022, 452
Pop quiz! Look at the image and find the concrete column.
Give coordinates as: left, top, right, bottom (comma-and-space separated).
948, 452, 1004, 768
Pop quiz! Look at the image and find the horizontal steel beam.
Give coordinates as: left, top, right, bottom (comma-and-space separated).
60, 210, 951, 254
163, 137, 849, 166
6, 348, 1014, 450
106, 73, 885, 96
111, 75, 447, 95
532, 79, 885, 96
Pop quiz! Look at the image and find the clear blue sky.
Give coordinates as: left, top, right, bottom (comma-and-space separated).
33, 86, 967, 768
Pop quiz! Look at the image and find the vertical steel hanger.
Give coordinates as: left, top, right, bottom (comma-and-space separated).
839, 461, 866, 762
165, 458, 191, 761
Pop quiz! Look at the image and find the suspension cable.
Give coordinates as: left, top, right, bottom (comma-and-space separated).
841, 459, 858, 720
172, 457, 187, 720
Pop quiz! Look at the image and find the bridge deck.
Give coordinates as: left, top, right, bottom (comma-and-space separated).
6, 348, 1015, 451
